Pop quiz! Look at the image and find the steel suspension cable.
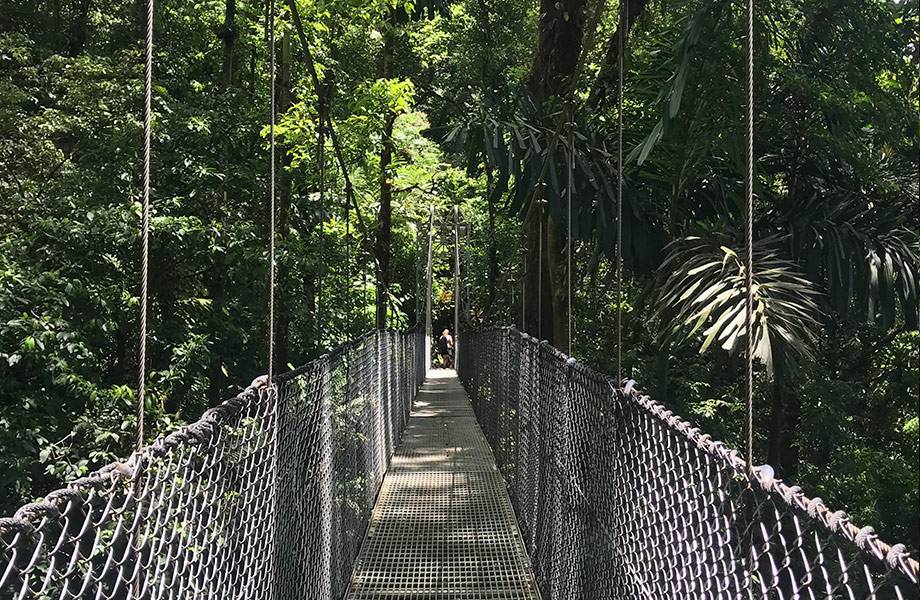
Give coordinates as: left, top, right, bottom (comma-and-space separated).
346, 196, 352, 327
566, 115, 574, 355
743, 0, 756, 590
521, 236, 526, 331
744, 0, 755, 476
136, 0, 154, 453
317, 96, 326, 335
267, 0, 277, 382
537, 200, 543, 340
616, 0, 626, 384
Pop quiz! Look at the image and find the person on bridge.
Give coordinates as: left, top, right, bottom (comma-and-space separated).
437, 329, 454, 368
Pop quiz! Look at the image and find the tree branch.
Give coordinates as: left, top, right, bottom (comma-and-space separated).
284, 0, 367, 234
586, 0, 649, 110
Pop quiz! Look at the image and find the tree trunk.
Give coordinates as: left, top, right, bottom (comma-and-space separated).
654, 344, 669, 402
207, 0, 236, 405
521, 0, 588, 346
249, 48, 256, 99
219, 0, 237, 87
376, 112, 395, 330
526, 0, 587, 106
523, 207, 554, 340
476, 0, 499, 318
475, 0, 494, 97
547, 213, 570, 351
206, 253, 227, 405
48, 0, 63, 50
765, 376, 802, 477
275, 30, 293, 368
766, 379, 785, 472
375, 12, 396, 330
484, 166, 499, 314
67, 0, 91, 56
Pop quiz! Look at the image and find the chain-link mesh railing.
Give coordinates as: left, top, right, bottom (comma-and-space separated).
459, 326, 919, 600
1, 328, 426, 600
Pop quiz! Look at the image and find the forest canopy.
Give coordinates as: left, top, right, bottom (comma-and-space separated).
0, 0, 917, 550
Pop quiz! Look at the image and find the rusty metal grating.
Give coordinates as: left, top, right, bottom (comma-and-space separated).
345, 371, 539, 600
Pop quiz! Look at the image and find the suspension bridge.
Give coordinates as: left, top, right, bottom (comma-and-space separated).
1, 325, 918, 599
2, 0, 918, 596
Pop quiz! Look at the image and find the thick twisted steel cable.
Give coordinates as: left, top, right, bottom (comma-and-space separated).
521, 237, 527, 331
566, 118, 574, 355
136, 0, 154, 453
616, 0, 626, 384
318, 97, 326, 332
267, 0, 277, 382
744, 0, 754, 475
537, 202, 543, 340
743, 1, 756, 591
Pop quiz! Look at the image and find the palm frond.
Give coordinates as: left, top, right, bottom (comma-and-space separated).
444, 112, 667, 271
785, 194, 920, 329
654, 236, 825, 375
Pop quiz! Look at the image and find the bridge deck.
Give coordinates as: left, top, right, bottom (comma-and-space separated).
345, 369, 539, 599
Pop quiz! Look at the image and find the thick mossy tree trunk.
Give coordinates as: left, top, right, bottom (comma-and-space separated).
521, 0, 587, 347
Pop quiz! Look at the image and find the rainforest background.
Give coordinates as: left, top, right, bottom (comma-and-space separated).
0, 0, 917, 550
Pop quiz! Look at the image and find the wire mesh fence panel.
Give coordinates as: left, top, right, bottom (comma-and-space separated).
1, 328, 426, 600
459, 326, 919, 600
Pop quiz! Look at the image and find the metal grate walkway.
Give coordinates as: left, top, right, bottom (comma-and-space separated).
345, 369, 540, 599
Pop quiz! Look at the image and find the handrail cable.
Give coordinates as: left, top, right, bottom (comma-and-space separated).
136, 0, 154, 454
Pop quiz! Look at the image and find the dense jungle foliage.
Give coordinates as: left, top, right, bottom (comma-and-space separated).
1, 0, 917, 550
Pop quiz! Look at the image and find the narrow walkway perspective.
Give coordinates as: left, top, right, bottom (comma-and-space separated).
345, 369, 540, 599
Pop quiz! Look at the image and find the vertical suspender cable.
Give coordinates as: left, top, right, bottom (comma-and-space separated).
537, 203, 543, 341
454, 205, 460, 369
345, 185, 352, 329
317, 98, 326, 334
521, 239, 527, 332
566, 118, 574, 356
136, 0, 154, 453
265, 9, 280, 593
744, 0, 755, 476
616, 0, 626, 384
743, 0, 756, 588
425, 205, 434, 370
267, 0, 277, 383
